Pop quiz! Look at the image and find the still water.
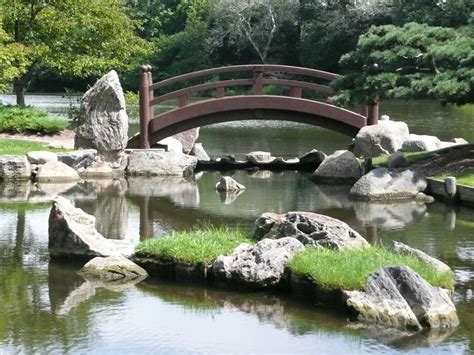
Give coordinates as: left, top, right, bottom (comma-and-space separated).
0, 95, 473, 353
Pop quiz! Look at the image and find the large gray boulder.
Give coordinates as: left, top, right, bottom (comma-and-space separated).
252, 212, 368, 250
48, 196, 133, 258
350, 167, 427, 201
312, 150, 362, 184
402, 134, 441, 152
190, 143, 210, 161
80, 255, 148, 281
345, 265, 458, 330
387, 151, 409, 169
74, 70, 128, 159
353, 121, 410, 158
215, 176, 246, 191
0, 156, 31, 181
213, 237, 305, 288
36, 160, 80, 183
127, 150, 197, 177
172, 128, 200, 154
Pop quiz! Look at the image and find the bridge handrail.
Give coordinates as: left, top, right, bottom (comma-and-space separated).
149, 64, 338, 91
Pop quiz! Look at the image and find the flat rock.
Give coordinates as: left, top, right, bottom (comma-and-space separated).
80, 255, 148, 281
213, 237, 305, 288
127, 150, 197, 177
0, 156, 31, 181
246, 151, 274, 164
252, 211, 368, 250
312, 150, 362, 184
26, 151, 58, 164
74, 70, 128, 158
36, 160, 80, 183
58, 149, 97, 170
353, 121, 410, 158
345, 265, 459, 330
215, 176, 246, 191
48, 196, 133, 258
402, 134, 441, 152
350, 167, 427, 201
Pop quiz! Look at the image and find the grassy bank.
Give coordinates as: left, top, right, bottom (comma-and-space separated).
372, 151, 433, 167
0, 139, 68, 156
289, 247, 454, 291
0, 105, 67, 134
435, 170, 474, 187
135, 226, 250, 264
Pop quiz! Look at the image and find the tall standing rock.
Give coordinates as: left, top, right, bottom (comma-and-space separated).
74, 70, 128, 161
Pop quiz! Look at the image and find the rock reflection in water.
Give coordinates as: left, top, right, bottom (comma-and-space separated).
217, 189, 245, 205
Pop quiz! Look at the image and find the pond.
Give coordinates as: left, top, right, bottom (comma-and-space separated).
0, 94, 473, 353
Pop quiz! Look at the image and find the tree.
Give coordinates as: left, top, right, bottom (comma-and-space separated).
1, 0, 149, 105
208, 0, 299, 64
331, 22, 474, 106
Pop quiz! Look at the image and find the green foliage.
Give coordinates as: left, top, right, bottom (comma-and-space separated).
372, 150, 434, 167
1, 0, 150, 102
289, 246, 454, 291
0, 105, 67, 134
135, 225, 250, 264
332, 22, 474, 105
0, 139, 69, 156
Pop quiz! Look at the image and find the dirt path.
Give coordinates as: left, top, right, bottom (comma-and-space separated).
0, 130, 75, 149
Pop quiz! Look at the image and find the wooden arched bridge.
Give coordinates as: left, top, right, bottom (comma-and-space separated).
127, 64, 379, 149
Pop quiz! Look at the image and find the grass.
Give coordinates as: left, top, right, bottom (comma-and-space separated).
0, 105, 68, 134
135, 225, 251, 264
289, 246, 454, 291
435, 169, 474, 187
372, 150, 434, 167
0, 139, 69, 156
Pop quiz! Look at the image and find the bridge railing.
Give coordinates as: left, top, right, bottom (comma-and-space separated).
138, 64, 377, 149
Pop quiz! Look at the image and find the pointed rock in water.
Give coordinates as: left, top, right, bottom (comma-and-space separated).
298, 149, 326, 168
215, 176, 246, 191
190, 143, 210, 161
345, 265, 458, 330
172, 128, 200, 154
48, 196, 134, 258
213, 237, 305, 288
80, 255, 148, 281
74, 70, 128, 159
252, 211, 368, 250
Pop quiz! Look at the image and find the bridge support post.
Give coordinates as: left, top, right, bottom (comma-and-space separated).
139, 65, 152, 149
367, 102, 379, 125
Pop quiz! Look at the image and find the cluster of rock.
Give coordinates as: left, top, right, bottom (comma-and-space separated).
49, 196, 147, 283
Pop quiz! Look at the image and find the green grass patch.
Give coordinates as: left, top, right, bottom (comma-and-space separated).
372, 150, 434, 167
0, 139, 69, 156
135, 225, 250, 264
435, 169, 474, 187
0, 105, 68, 134
289, 246, 454, 291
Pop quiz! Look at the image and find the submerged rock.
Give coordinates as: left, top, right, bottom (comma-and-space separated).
127, 150, 197, 177
345, 265, 458, 330
352, 121, 410, 158
350, 167, 427, 201
48, 196, 133, 258
252, 212, 368, 250
312, 150, 362, 184
80, 255, 148, 281
213, 237, 305, 288
215, 176, 246, 191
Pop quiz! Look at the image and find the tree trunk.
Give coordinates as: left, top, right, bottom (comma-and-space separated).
13, 78, 26, 106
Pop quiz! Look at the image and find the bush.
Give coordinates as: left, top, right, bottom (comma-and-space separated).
0, 105, 68, 134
